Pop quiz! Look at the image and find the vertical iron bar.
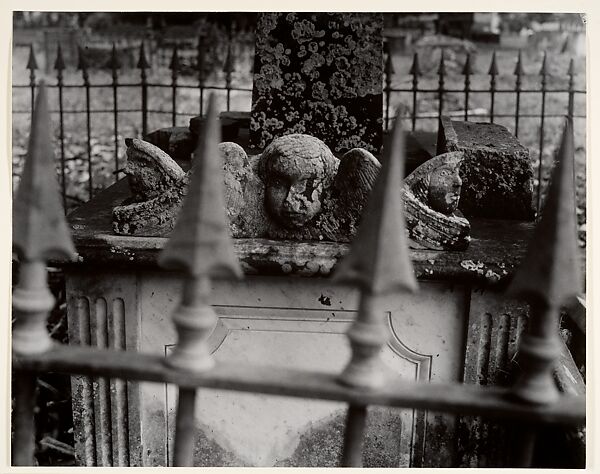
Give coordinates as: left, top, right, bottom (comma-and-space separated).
172, 388, 197, 466
463, 53, 472, 122
26, 44, 38, 117
12, 371, 37, 466
341, 404, 368, 467
223, 32, 234, 112
567, 58, 575, 120
384, 41, 393, 131
110, 44, 121, 182
197, 36, 206, 116
437, 50, 446, 122
537, 52, 548, 213
138, 42, 150, 138
170, 44, 180, 127
78, 46, 93, 200
410, 52, 420, 132
514, 50, 524, 137
55, 44, 67, 210
489, 51, 498, 124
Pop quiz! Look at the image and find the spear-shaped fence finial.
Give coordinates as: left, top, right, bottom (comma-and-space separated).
507, 119, 581, 404
169, 43, 180, 72
77, 45, 88, 72
462, 52, 474, 76
109, 43, 121, 72
409, 52, 421, 77
13, 82, 76, 354
137, 41, 150, 70
514, 49, 525, 76
437, 49, 446, 75
384, 41, 395, 77
26, 44, 38, 71
334, 111, 418, 388
539, 50, 548, 76
54, 43, 65, 72
488, 50, 499, 76
159, 93, 243, 371
567, 57, 575, 78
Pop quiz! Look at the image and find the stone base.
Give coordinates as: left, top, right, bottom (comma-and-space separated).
67, 271, 469, 467
437, 117, 535, 220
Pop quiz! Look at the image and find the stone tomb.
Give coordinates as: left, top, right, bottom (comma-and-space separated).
65, 176, 535, 467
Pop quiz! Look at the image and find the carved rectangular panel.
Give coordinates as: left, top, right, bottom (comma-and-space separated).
67, 272, 142, 467
458, 287, 529, 467
66, 271, 468, 467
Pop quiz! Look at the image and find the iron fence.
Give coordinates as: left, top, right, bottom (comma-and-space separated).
12, 38, 586, 213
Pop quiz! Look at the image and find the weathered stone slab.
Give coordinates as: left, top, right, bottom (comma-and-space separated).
437, 117, 535, 220
67, 270, 468, 467
250, 13, 383, 154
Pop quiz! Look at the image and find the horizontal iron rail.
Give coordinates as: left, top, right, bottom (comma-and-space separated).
13, 83, 584, 94
387, 87, 586, 94
13, 83, 253, 91
11, 109, 586, 119
14, 345, 585, 426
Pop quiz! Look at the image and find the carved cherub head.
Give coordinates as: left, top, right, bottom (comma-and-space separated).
404, 151, 464, 216
428, 160, 463, 214
258, 134, 339, 228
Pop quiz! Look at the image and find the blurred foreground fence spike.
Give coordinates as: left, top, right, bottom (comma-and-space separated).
12, 82, 76, 466
158, 93, 242, 466
13, 82, 76, 355
159, 93, 242, 373
334, 111, 417, 466
508, 119, 580, 405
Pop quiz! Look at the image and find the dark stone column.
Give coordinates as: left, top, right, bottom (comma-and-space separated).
250, 13, 383, 154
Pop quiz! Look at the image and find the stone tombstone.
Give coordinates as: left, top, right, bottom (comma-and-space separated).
250, 12, 384, 154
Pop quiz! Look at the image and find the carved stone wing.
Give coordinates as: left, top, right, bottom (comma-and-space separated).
334, 148, 381, 209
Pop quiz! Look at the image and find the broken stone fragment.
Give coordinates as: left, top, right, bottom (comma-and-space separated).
123, 138, 185, 201
437, 117, 535, 220
403, 151, 471, 250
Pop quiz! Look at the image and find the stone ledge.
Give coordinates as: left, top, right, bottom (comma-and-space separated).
62, 178, 537, 286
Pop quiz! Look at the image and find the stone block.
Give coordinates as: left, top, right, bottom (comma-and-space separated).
145, 127, 195, 163
250, 13, 383, 154
437, 117, 535, 220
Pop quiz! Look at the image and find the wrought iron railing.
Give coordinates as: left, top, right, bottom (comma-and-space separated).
12, 38, 585, 213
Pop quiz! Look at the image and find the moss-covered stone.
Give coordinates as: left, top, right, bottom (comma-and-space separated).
437, 117, 535, 221
250, 13, 383, 154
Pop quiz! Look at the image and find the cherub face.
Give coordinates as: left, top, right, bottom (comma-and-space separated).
265, 155, 326, 228
428, 163, 462, 214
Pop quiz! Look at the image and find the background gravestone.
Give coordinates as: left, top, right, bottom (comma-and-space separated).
250, 12, 383, 154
